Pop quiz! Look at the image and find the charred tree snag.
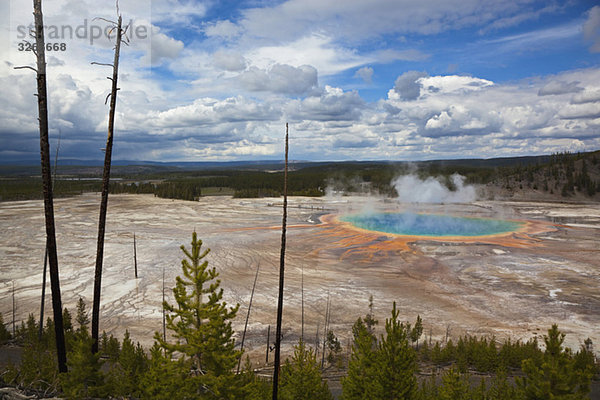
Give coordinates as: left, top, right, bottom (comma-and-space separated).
31, 0, 68, 372
237, 263, 260, 374
272, 124, 289, 399
266, 324, 271, 364
39, 132, 60, 340
91, 12, 127, 354
301, 264, 304, 342
133, 233, 138, 279
321, 293, 330, 369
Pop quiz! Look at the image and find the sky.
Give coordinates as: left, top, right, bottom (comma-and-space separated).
1, 0, 600, 163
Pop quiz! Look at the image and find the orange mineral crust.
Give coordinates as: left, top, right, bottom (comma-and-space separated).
316, 213, 559, 259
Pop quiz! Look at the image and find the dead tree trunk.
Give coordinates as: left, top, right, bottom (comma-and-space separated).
321, 293, 330, 369
162, 267, 166, 341
266, 324, 271, 364
92, 14, 124, 353
301, 264, 304, 342
315, 321, 320, 357
39, 132, 59, 340
12, 282, 15, 337
272, 123, 289, 400
38, 247, 47, 339
237, 262, 260, 374
33, 0, 67, 372
133, 232, 138, 278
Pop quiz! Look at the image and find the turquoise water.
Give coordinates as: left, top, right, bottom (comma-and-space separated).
341, 212, 523, 237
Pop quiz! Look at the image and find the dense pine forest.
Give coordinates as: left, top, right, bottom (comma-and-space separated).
2, 150, 599, 202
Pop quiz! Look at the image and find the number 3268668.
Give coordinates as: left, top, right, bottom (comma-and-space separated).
18, 42, 67, 51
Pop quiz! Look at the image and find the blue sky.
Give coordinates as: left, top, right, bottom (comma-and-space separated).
1, 0, 600, 162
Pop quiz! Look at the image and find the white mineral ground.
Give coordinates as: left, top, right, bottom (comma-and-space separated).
1, 193, 599, 365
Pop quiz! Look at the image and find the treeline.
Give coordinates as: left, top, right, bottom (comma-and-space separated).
494, 150, 600, 197
109, 181, 202, 201
108, 169, 328, 200
3, 150, 599, 202
0, 178, 102, 202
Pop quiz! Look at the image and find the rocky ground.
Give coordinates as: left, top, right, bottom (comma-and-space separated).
1, 193, 599, 366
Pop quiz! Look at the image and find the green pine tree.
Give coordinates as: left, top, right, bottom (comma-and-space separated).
14, 314, 59, 392
0, 312, 12, 344
62, 307, 75, 347
418, 375, 439, 399
75, 297, 90, 334
42, 317, 56, 350
364, 295, 378, 334
341, 317, 380, 400
374, 302, 418, 399
61, 307, 72, 333
106, 330, 148, 398
326, 330, 342, 367
99, 331, 121, 361
156, 232, 241, 399
141, 343, 190, 400
410, 315, 423, 350
238, 356, 271, 400
437, 368, 471, 400
518, 324, 593, 399
279, 340, 333, 400
472, 377, 488, 400
61, 302, 105, 399
430, 341, 443, 365
456, 336, 468, 372
575, 339, 599, 376
487, 367, 519, 400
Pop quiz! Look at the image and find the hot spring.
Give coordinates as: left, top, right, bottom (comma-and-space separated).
341, 212, 524, 237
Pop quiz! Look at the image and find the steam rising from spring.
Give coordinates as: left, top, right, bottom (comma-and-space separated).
393, 173, 476, 203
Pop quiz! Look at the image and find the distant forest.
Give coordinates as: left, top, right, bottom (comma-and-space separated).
1, 150, 599, 202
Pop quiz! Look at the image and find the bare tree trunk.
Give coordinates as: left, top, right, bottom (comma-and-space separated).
301, 264, 304, 342
429, 327, 432, 345
33, 0, 67, 372
266, 324, 271, 364
91, 15, 123, 353
321, 293, 330, 369
38, 246, 47, 339
237, 262, 260, 374
162, 267, 166, 341
12, 282, 15, 337
315, 320, 320, 357
133, 232, 138, 279
39, 132, 59, 340
272, 123, 289, 400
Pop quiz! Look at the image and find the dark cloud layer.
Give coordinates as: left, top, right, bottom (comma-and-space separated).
393, 71, 428, 101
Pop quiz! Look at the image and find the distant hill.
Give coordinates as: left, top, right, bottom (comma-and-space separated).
1, 150, 598, 202
0, 154, 558, 172
483, 150, 600, 201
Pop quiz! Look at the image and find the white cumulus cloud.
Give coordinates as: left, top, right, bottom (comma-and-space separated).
538, 80, 583, 96
213, 50, 247, 71
238, 64, 318, 95
583, 6, 600, 53
354, 66, 374, 84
